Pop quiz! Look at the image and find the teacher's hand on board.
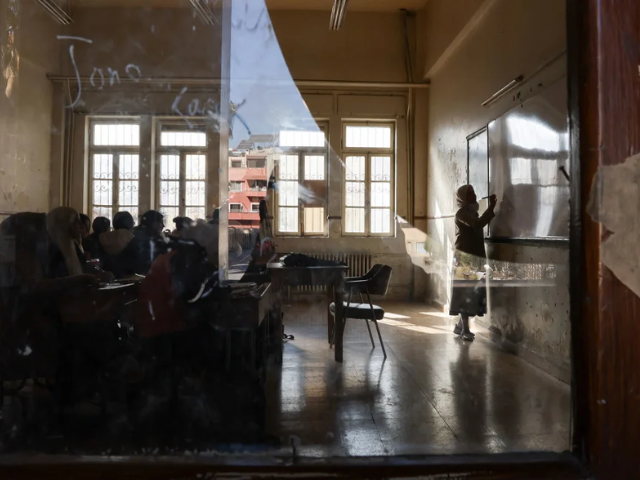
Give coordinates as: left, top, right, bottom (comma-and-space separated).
489, 194, 498, 209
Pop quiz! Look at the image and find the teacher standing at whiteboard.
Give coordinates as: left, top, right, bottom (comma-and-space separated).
450, 185, 497, 341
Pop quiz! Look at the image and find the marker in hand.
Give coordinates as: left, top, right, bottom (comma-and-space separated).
481, 195, 498, 208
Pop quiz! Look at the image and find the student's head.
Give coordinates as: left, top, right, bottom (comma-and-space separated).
456, 184, 477, 207
173, 216, 193, 232
140, 210, 165, 235
113, 211, 135, 231
210, 208, 220, 224
79, 213, 91, 238
92, 216, 111, 235
46, 207, 84, 275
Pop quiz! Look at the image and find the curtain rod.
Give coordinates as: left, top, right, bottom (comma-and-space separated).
46, 74, 430, 90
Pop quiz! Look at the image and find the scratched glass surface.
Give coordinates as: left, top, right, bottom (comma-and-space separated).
0, 0, 571, 461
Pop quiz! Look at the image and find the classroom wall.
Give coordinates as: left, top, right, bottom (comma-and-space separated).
0, 0, 59, 216
51, 6, 418, 299
420, 0, 487, 77
423, 0, 570, 380
270, 10, 417, 299
51, 7, 223, 218
270, 10, 407, 83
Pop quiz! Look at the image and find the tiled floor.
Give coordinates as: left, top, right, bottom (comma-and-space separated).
265, 299, 571, 457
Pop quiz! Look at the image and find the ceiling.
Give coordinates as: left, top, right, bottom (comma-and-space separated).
68, 0, 428, 11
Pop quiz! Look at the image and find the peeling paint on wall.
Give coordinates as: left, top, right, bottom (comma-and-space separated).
587, 153, 640, 299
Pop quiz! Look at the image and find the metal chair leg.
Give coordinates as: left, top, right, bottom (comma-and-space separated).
366, 291, 387, 358
333, 288, 352, 347
372, 319, 387, 358
365, 318, 375, 347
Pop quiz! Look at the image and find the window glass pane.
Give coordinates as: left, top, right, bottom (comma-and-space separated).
304, 155, 325, 180
185, 206, 206, 221
230, 204, 243, 212
160, 155, 180, 180
119, 181, 139, 207
160, 181, 180, 206
278, 181, 299, 207
92, 206, 112, 220
345, 125, 391, 149
251, 204, 260, 212
278, 207, 299, 233
93, 180, 112, 205
247, 158, 266, 168
161, 131, 206, 147
304, 207, 324, 234
118, 207, 139, 225
93, 124, 140, 146
230, 181, 243, 192
160, 207, 179, 232
119, 154, 139, 180
345, 207, 365, 233
186, 154, 206, 180
345, 182, 365, 207
279, 130, 325, 147
371, 208, 391, 234
186, 181, 205, 206
118, 154, 139, 210
371, 156, 391, 181
371, 182, 391, 207
279, 155, 298, 180
93, 154, 113, 179
345, 156, 365, 181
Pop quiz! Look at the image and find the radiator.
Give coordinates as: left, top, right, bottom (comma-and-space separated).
294, 253, 373, 293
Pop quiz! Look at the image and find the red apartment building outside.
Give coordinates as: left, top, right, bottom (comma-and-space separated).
228, 150, 269, 228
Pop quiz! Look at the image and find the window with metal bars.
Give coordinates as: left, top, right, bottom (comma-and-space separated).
157, 122, 207, 231
89, 120, 141, 222
275, 126, 328, 236
342, 122, 395, 237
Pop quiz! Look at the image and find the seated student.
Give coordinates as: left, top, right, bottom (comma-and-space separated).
182, 220, 218, 267
0, 212, 114, 406
134, 210, 165, 274
45, 209, 138, 409
47, 207, 83, 278
171, 216, 193, 238
83, 216, 110, 260
79, 213, 92, 240
98, 211, 140, 279
47, 207, 112, 282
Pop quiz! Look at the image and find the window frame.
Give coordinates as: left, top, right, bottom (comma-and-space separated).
154, 118, 208, 223
229, 203, 243, 213
275, 122, 329, 237
230, 181, 244, 192
87, 117, 141, 220
341, 120, 396, 237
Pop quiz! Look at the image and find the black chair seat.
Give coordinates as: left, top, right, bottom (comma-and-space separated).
330, 302, 385, 321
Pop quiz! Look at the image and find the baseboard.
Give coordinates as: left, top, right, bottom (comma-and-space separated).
428, 299, 447, 312
474, 318, 571, 385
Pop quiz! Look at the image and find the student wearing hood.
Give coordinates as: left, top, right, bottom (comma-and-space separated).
98, 211, 141, 279
133, 210, 165, 274
449, 185, 497, 341
83, 216, 110, 260
47, 207, 112, 283
171, 216, 193, 238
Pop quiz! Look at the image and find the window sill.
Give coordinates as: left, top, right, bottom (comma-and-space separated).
0, 451, 587, 479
